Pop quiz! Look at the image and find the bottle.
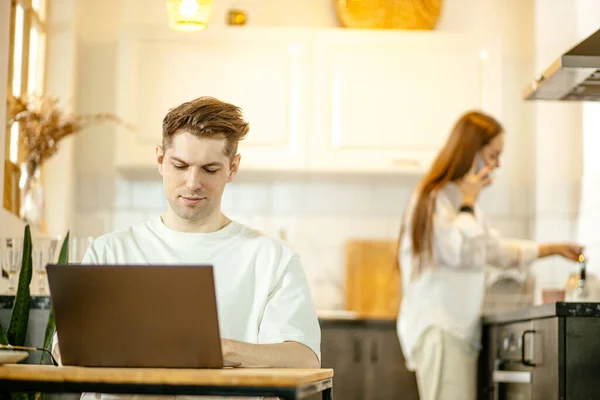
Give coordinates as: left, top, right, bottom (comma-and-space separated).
566, 254, 588, 301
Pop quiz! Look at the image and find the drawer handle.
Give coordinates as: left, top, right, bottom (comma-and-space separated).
492, 370, 532, 383
353, 334, 361, 363
521, 330, 536, 367
370, 336, 378, 364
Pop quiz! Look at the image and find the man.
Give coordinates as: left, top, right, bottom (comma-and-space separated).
52, 96, 321, 398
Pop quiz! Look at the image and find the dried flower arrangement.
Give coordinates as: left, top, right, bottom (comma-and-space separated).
6, 93, 126, 227
7, 93, 124, 167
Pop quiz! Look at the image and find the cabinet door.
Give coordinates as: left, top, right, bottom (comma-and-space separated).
565, 317, 600, 400
532, 317, 559, 400
365, 328, 419, 400
115, 26, 311, 172
309, 30, 502, 173
320, 324, 367, 400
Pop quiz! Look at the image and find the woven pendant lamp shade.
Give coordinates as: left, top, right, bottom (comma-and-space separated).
335, 0, 443, 30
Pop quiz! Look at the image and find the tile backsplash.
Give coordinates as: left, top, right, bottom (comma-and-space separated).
72, 171, 555, 309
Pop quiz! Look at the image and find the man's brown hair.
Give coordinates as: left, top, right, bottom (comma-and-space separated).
162, 96, 249, 159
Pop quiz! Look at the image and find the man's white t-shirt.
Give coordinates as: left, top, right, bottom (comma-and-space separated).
52, 217, 321, 400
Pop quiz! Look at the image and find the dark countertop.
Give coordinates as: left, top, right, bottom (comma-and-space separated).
482, 302, 600, 325
318, 317, 396, 328
0, 299, 397, 328
316, 309, 396, 327
0, 296, 51, 310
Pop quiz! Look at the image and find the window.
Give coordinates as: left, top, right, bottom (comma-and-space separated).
4, 0, 47, 215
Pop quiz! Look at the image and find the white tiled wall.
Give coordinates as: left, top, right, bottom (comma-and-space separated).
529, 1, 600, 300
579, 102, 600, 286
530, 178, 582, 302
73, 172, 535, 310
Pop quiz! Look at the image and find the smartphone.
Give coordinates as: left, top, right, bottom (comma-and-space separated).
475, 153, 490, 179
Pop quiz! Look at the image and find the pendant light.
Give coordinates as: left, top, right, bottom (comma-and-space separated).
166, 0, 213, 32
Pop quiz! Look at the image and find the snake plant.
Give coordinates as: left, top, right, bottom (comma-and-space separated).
40, 232, 68, 365
0, 226, 69, 400
0, 225, 33, 347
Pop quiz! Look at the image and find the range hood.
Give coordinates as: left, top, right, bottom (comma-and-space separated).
523, 27, 600, 101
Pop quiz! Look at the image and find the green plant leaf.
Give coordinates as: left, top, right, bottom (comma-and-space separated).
10, 392, 33, 400
40, 231, 68, 365
7, 225, 33, 346
40, 308, 55, 365
57, 231, 70, 266
0, 322, 8, 345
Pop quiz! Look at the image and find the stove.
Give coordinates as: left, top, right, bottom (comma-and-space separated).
479, 302, 600, 400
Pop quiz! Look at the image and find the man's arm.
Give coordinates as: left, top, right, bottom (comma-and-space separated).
222, 339, 320, 368
225, 254, 321, 368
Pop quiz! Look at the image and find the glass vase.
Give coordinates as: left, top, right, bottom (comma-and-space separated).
19, 161, 44, 229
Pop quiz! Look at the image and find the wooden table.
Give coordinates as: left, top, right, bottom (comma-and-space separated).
0, 365, 333, 399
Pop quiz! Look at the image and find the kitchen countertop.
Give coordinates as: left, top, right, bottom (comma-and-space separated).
318, 317, 396, 328
482, 302, 600, 325
0, 299, 397, 325
316, 309, 396, 327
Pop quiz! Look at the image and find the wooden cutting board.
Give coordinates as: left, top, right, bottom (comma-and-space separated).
345, 239, 401, 319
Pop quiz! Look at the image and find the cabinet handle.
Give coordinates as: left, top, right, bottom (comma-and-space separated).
492, 370, 532, 383
353, 334, 361, 363
521, 330, 536, 367
370, 336, 378, 364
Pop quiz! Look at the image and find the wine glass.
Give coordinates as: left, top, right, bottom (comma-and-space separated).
32, 237, 58, 295
69, 236, 94, 264
0, 237, 24, 295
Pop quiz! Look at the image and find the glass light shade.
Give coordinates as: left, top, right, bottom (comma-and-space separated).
166, 0, 214, 32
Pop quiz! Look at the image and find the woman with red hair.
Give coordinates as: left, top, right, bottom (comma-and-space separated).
397, 110, 582, 400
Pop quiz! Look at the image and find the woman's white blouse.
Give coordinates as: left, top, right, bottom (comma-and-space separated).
397, 183, 539, 369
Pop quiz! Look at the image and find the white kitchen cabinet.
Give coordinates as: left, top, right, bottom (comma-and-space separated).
115, 26, 311, 172
115, 26, 501, 175
308, 30, 502, 173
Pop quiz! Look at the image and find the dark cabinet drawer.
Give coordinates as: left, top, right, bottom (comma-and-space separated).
309, 320, 419, 400
321, 325, 366, 400
365, 328, 419, 400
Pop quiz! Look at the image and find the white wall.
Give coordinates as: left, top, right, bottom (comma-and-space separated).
576, 1, 600, 280
531, 0, 600, 300
53, 0, 541, 309
41, 0, 78, 239
531, 0, 582, 297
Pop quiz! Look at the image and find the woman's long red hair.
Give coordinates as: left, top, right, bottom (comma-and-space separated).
398, 110, 504, 278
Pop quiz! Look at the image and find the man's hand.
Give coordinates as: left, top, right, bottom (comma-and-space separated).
221, 338, 320, 369
539, 242, 584, 261
221, 339, 244, 367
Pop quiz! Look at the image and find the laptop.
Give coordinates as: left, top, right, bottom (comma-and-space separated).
46, 264, 225, 368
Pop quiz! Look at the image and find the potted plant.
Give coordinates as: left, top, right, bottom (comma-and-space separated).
0, 226, 70, 400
